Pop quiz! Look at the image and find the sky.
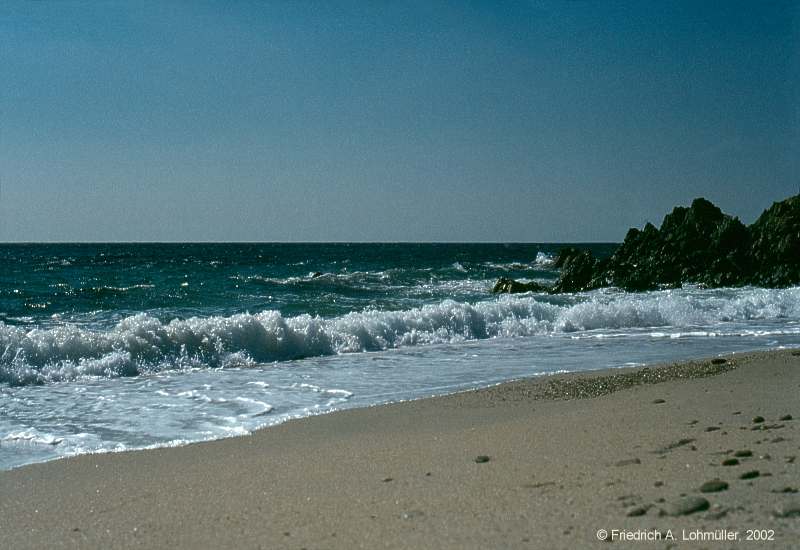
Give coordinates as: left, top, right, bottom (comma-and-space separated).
1, 1, 798, 242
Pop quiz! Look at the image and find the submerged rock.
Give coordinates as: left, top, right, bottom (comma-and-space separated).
491, 277, 549, 294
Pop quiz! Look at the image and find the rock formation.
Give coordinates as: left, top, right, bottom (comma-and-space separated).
494, 194, 800, 294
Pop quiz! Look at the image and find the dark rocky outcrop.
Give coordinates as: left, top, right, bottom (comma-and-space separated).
491, 277, 549, 294
493, 194, 800, 294
591, 197, 752, 292
749, 195, 800, 287
550, 248, 603, 293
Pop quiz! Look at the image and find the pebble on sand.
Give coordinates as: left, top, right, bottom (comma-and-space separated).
474, 455, 490, 463
779, 414, 793, 421
663, 496, 710, 516
700, 480, 729, 493
652, 398, 666, 404
772, 502, 800, 518
615, 458, 641, 467
739, 470, 760, 480
626, 505, 650, 517
722, 458, 739, 466
733, 450, 753, 457
753, 416, 765, 423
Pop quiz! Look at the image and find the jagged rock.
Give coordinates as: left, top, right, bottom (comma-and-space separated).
749, 195, 800, 286
491, 277, 549, 294
600, 198, 751, 291
550, 249, 601, 293
545, 194, 800, 293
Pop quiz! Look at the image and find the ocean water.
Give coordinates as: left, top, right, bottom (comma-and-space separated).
2, 243, 800, 470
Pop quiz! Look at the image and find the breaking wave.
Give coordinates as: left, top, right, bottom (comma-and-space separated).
2, 286, 799, 386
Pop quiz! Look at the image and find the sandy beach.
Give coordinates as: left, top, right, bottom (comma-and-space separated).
1, 349, 798, 549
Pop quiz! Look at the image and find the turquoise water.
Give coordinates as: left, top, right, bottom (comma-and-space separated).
2, 243, 800, 470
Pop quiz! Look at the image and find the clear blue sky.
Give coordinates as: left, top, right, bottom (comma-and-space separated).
1, 1, 797, 242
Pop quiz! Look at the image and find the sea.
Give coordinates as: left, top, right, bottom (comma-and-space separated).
2, 243, 800, 471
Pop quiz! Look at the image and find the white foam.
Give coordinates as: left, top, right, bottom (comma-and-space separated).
3, 286, 800, 386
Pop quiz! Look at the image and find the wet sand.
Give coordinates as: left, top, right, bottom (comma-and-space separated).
1, 349, 798, 549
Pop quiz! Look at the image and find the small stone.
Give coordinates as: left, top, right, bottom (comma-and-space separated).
734, 450, 753, 457
711, 358, 727, 365
732, 411, 741, 415
705, 426, 721, 432
654, 481, 664, 487
615, 458, 641, 467
739, 470, 760, 480
382, 477, 393, 482
779, 414, 793, 421
653, 398, 666, 404
474, 455, 490, 463
705, 508, 728, 520
626, 505, 650, 517
700, 480, 729, 493
771, 487, 798, 494
401, 509, 425, 520
722, 458, 739, 466
773, 502, 800, 518
664, 496, 710, 516
753, 416, 765, 423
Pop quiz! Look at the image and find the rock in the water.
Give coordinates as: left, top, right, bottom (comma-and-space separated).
663, 496, 710, 516
749, 196, 800, 286
545, 194, 800, 293
491, 277, 549, 294
699, 480, 729, 493
551, 248, 603, 293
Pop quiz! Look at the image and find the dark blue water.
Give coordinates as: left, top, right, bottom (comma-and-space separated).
3, 243, 800, 470
0, 243, 616, 325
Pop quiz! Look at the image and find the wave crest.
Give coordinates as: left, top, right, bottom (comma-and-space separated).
2, 286, 799, 386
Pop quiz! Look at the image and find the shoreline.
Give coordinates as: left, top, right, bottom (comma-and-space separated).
1, 349, 798, 548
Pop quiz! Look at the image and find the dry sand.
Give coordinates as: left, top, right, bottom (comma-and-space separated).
1, 349, 798, 549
